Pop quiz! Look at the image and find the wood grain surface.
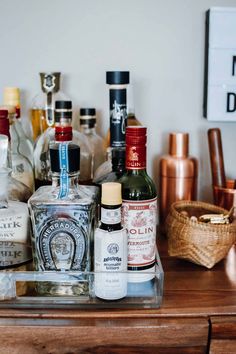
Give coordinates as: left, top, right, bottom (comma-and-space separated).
0, 236, 235, 353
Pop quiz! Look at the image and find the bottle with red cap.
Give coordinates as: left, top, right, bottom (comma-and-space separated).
28, 124, 98, 296
34, 100, 92, 189
120, 126, 157, 285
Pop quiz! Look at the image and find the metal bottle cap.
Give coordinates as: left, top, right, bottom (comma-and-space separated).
39, 72, 61, 93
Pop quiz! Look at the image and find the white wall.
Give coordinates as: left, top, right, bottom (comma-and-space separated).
1, 0, 236, 201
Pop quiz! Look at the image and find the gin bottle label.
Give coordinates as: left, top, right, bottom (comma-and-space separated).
109, 89, 127, 148
122, 198, 157, 277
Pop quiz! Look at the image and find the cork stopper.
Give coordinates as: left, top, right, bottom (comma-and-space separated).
3, 87, 20, 106
101, 182, 122, 206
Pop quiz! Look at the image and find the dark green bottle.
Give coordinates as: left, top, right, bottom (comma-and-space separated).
119, 126, 157, 290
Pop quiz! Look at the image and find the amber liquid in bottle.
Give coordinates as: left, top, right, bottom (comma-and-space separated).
31, 109, 49, 141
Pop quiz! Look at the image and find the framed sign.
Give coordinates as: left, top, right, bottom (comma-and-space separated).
204, 7, 236, 121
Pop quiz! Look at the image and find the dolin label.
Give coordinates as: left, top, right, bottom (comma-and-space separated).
122, 198, 157, 272
38, 217, 86, 271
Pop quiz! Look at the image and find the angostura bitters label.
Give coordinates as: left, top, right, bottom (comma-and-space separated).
122, 198, 157, 271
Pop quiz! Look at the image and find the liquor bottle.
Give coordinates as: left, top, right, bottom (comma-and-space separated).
28, 127, 98, 295
94, 148, 126, 185
0, 108, 34, 194
0, 133, 31, 202
34, 100, 92, 189
79, 108, 106, 177
105, 81, 141, 148
119, 126, 157, 283
159, 132, 198, 231
0, 167, 31, 244
94, 71, 129, 181
94, 182, 127, 300
30, 72, 64, 141
3, 87, 34, 166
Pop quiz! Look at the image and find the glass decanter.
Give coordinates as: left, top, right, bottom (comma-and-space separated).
29, 139, 98, 296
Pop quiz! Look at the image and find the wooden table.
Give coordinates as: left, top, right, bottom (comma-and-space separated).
0, 237, 235, 354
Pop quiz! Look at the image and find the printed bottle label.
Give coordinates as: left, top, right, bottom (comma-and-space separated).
109, 89, 127, 148
58, 143, 69, 199
101, 207, 121, 225
38, 217, 86, 271
94, 228, 127, 300
0, 202, 29, 243
126, 144, 146, 170
122, 198, 157, 281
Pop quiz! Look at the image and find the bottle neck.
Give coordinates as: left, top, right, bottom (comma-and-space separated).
112, 163, 126, 174
51, 172, 79, 189
80, 125, 96, 135
125, 143, 146, 171
100, 204, 122, 231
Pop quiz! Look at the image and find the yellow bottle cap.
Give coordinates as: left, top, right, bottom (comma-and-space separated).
3, 87, 20, 106
101, 182, 122, 206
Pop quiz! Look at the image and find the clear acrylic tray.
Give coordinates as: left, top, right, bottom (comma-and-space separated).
0, 252, 164, 309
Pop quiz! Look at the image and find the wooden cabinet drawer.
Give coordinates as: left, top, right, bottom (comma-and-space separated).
210, 316, 236, 354
0, 317, 209, 354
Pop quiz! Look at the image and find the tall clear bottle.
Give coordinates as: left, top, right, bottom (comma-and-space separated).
0, 133, 31, 202
79, 108, 106, 178
3, 87, 34, 167
30, 72, 66, 141
0, 167, 30, 244
0, 109, 34, 195
34, 100, 92, 189
119, 127, 157, 284
93, 71, 129, 181
29, 127, 98, 295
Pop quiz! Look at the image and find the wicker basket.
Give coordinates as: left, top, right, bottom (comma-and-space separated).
166, 201, 236, 268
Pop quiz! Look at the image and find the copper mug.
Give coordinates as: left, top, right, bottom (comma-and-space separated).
213, 180, 236, 216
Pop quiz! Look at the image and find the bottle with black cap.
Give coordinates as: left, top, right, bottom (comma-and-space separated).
79, 108, 105, 177
94, 71, 129, 181
29, 128, 98, 296
94, 148, 126, 185
34, 100, 92, 189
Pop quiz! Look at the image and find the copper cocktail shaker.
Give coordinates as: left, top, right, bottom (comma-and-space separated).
159, 132, 198, 230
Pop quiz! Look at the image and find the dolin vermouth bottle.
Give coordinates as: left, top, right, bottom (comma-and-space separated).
29, 126, 98, 296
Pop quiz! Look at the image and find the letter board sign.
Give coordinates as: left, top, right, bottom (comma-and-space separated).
204, 7, 236, 121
